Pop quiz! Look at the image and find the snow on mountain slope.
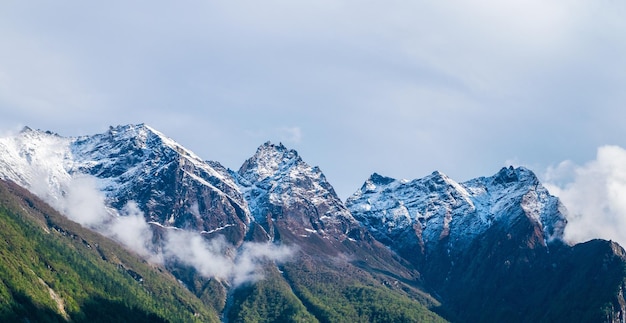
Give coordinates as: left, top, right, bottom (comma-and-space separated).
347, 166, 568, 253
236, 142, 358, 241
463, 166, 567, 243
71, 124, 238, 190
0, 127, 74, 207
70, 124, 250, 234
0, 124, 250, 238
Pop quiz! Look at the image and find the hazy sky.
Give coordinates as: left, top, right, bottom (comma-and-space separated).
1, 1, 625, 201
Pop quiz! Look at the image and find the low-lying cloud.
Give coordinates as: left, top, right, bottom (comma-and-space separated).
57, 176, 157, 260
544, 145, 626, 247
54, 174, 293, 287
165, 231, 293, 286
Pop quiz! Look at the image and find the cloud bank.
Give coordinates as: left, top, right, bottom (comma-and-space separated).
544, 146, 626, 247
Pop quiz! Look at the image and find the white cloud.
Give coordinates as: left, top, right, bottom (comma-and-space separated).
56, 173, 294, 287
62, 175, 110, 227
59, 176, 158, 260
544, 146, 626, 247
232, 242, 294, 287
164, 230, 294, 287
165, 231, 234, 279
109, 202, 157, 260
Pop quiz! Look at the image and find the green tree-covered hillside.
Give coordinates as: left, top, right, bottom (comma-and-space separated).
0, 180, 220, 322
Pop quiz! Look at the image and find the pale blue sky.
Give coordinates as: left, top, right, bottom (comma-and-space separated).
1, 1, 625, 199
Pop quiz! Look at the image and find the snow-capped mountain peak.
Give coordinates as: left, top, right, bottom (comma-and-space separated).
71, 124, 236, 187
360, 173, 395, 193
348, 166, 567, 254
0, 124, 250, 238
489, 165, 539, 187
463, 166, 566, 243
236, 142, 356, 240
238, 141, 303, 185
348, 170, 476, 248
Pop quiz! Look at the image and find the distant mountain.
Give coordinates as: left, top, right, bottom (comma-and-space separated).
1, 124, 625, 322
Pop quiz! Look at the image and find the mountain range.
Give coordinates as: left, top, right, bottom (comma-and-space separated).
0, 123, 625, 322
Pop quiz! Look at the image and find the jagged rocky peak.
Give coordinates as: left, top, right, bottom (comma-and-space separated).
236, 141, 356, 242
490, 165, 540, 186
73, 124, 157, 175
349, 169, 473, 218
106, 123, 153, 139
237, 141, 336, 197
74, 124, 249, 236
237, 141, 339, 203
238, 141, 303, 184
74, 123, 202, 165
71, 123, 238, 190
18, 126, 58, 137
348, 169, 474, 250
464, 166, 567, 242
91, 123, 157, 148
19, 125, 33, 133
362, 170, 466, 193
368, 172, 395, 185
348, 166, 567, 255
0, 124, 250, 241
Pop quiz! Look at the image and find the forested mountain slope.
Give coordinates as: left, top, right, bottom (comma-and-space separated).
0, 179, 219, 322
